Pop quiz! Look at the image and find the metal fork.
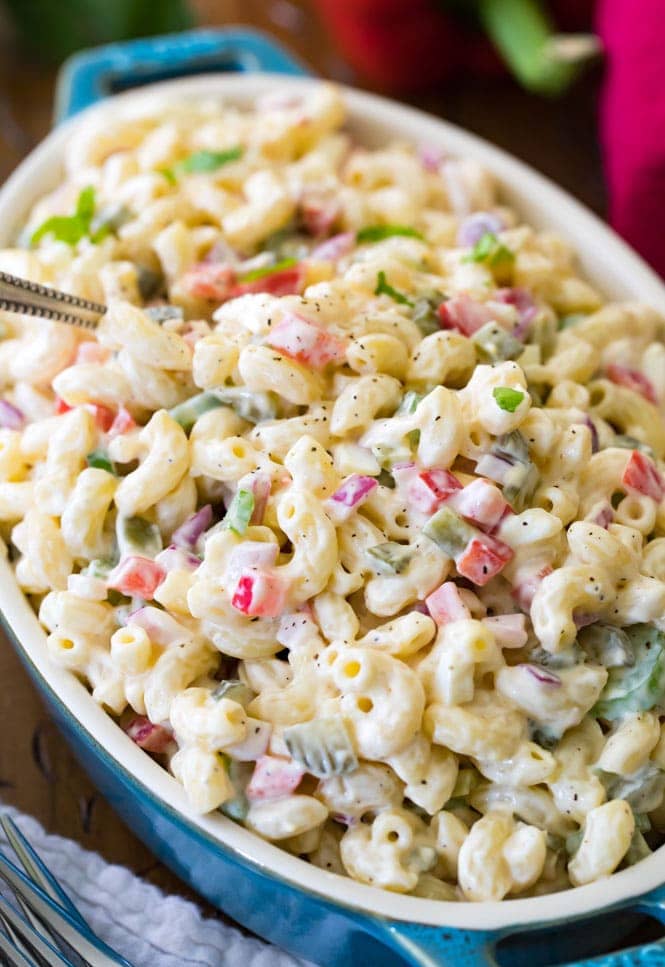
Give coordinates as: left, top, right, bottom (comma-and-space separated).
0, 272, 106, 329
0, 813, 134, 966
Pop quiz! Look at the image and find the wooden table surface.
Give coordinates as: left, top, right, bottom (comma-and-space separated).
0, 0, 608, 935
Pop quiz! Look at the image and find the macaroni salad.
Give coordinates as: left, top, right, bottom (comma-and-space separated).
2, 82, 665, 902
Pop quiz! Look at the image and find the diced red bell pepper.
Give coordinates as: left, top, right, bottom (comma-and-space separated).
447, 478, 512, 533
407, 468, 462, 515
86, 403, 116, 433
231, 568, 288, 618
300, 193, 340, 237
108, 405, 136, 438
266, 313, 347, 370
622, 449, 665, 501
229, 264, 306, 299
108, 556, 166, 599
246, 754, 304, 801
438, 294, 495, 337
425, 581, 472, 625
125, 716, 173, 754
54, 396, 71, 415
182, 262, 237, 301
606, 363, 658, 405
456, 536, 513, 586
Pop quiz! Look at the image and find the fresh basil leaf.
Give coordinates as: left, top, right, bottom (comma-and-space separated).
493, 387, 525, 412
374, 270, 413, 307
86, 449, 116, 475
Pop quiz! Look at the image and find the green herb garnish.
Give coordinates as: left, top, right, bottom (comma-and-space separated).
374, 270, 414, 307
30, 186, 106, 247
357, 224, 424, 243
161, 146, 244, 183
238, 257, 297, 283
493, 387, 525, 412
86, 449, 116, 475
463, 231, 515, 267
223, 489, 255, 535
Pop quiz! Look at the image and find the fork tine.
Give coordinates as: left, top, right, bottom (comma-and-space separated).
0, 896, 74, 967
0, 816, 87, 928
0, 908, 39, 965
0, 924, 40, 967
0, 852, 133, 967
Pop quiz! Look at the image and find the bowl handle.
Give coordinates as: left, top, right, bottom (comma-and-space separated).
374, 922, 501, 966
571, 885, 665, 966
54, 27, 310, 122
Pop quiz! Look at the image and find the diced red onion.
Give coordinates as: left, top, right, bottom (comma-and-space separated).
496, 288, 538, 339
155, 545, 202, 573
326, 474, 377, 523
483, 614, 527, 648
128, 606, 192, 647
457, 212, 505, 247
0, 399, 25, 430
524, 664, 562, 687
171, 505, 212, 549
583, 415, 599, 453
573, 611, 598, 630
310, 231, 355, 262
587, 501, 614, 530
248, 472, 271, 525
475, 453, 514, 485
417, 143, 446, 172
226, 541, 279, 589
125, 716, 173, 753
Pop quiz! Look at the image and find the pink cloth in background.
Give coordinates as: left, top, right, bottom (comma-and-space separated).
597, 0, 665, 277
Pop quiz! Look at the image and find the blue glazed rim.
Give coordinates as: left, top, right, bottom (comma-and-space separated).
1, 25, 664, 964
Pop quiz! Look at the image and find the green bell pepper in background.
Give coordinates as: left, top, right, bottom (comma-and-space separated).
2, 0, 193, 63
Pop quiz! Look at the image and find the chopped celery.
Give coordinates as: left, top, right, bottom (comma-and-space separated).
397, 391, 424, 415
600, 762, 665, 813
625, 828, 652, 866
528, 314, 557, 359
493, 386, 524, 413
472, 322, 523, 362
168, 392, 224, 432
223, 489, 254, 536
366, 542, 413, 574
411, 292, 444, 336
117, 515, 162, 558
527, 721, 561, 750
593, 624, 665, 720
492, 430, 531, 465
578, 625, 635, 668
284, 717, 357, 778
212, 679, 254, 707
213, 388, 279, 424
529, 644, 584, 670
370, 440, 415, 469
423, 506, 476, 558
219, 756, 253, 822
144, 305, 184, 324
503, 460, 540, 511
558, 313, 587, 330
565, 829, 583, 857
84, 558, 116, 580
357, 224, 424, 243
86, 449, 116, 475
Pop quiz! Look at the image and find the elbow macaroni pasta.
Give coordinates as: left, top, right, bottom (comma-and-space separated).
4, 81, 665, 902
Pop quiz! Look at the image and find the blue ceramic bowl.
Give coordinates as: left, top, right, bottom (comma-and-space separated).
2, 30, 665, 966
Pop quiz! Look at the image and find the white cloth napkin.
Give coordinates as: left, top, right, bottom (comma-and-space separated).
1, 809, 310, 967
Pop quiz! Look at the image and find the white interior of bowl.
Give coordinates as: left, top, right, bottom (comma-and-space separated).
1, 73, 665, 932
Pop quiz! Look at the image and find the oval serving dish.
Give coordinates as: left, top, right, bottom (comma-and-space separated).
2, 30, 665, 967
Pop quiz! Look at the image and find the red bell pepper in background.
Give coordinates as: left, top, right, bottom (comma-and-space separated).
314, 0, 597, 95
597, 0, 665, 278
